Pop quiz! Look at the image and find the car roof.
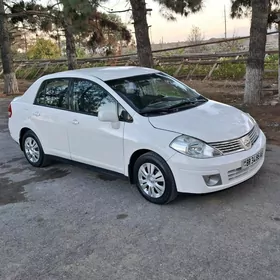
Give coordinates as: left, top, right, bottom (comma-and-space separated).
41, 66, 160, 82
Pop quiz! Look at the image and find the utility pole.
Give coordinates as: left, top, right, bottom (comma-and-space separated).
224, 5, 227, 39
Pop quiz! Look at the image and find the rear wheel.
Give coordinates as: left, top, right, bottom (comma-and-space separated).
22, 131, 49, 167
133, 152, 177, 204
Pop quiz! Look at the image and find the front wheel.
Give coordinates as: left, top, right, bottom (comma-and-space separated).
133, 152, 177, 204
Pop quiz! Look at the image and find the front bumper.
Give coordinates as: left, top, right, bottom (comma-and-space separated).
167, 130, 266, 194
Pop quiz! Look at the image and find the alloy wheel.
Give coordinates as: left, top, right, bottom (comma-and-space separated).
138, 163, 165, 198
24, 137, 40, 163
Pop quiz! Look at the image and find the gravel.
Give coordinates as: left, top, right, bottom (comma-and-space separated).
1, 98, 280, 280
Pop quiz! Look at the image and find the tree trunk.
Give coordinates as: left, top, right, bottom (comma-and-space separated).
244, 0, 269, 104
278, 23, 280, 100
64, 16, 77, 70
130, 0, 153, 68
0, 0, 19, 95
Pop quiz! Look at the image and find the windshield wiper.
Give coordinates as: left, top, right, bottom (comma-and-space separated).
140, 107, 173, 115
140, 96, 208, 115
140, 102, 198, 115
167, 97, 207, 110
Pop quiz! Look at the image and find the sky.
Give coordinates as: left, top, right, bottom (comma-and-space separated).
100, 0, 251, 43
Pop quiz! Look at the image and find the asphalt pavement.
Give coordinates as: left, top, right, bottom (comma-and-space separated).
0, 98, 280, 280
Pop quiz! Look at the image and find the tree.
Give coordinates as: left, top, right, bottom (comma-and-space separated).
187, 25, 205, 53
231, 0, 272, 104
231, 0, 279, 24
59, 0, 131, 69
129, 0, 204, 68
80, 13, 131, 55
27, 38, 60, 59
47, 0, 92, 70
0, 0, 19, 95
129, 0, 153, 68
8, 1, 131, 68
244, 0, 269, 104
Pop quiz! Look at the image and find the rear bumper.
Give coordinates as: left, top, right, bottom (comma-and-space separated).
167, 131, 266, 194
8, 120, 19, 144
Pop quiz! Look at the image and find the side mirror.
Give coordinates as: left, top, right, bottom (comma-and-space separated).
98, 102, 119, 123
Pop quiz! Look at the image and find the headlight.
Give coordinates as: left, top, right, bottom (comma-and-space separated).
170, 135, 222, 159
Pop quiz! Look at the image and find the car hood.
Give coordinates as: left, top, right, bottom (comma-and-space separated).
148, 100, 255, 143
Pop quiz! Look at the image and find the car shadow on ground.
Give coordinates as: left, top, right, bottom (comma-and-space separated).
0, 146, 274, 209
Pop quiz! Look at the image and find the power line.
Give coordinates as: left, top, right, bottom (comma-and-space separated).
224, 5, 227, 39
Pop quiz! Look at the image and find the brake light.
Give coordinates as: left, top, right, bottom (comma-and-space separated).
8, 103, 12, 118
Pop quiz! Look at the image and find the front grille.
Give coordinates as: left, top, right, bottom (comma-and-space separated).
228, 167, 251, 181
248, 125, 259, 145
209, 125, 259, 155
210, 139, 244, 155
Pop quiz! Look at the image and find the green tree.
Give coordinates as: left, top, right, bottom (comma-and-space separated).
57, 0, 131, 68
78, 12, 131, 55
27, 38, 60, 59
129, 0, 204, 68
231, 0, 279, 24
76, 47, 86, 58
8, 1, 131, 69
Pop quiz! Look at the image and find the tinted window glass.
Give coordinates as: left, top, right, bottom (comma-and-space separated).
35, 79, 70, 109
35, 82, 46, 105
72, 79, 116, 116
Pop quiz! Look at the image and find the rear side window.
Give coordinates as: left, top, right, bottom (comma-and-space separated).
71, 79, 116, 116
35, 79, 70, 109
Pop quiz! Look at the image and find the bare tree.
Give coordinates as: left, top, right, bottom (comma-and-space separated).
187, 25, 205, 53
0, 0, 19, 95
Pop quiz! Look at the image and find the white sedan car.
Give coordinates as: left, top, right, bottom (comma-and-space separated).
8, 66, 266, 204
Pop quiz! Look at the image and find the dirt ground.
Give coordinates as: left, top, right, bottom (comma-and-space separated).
1, 78, 280, 145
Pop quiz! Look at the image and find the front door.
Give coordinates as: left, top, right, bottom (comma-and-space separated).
67, 78, 125, 174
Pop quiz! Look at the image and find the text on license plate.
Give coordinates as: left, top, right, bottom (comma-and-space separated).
242, 149, 264, 169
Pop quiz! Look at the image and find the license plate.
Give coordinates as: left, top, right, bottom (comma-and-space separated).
242, 149, 264, 169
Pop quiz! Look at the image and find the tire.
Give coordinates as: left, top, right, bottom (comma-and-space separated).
133, 152, 177, 204
22, 130, 49, 168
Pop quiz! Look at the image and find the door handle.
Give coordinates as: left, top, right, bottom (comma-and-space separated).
72, 119, 79, 125
33, 112, 40, 117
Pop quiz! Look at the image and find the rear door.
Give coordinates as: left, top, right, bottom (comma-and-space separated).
66, 78, 125, 173
31, 78, 72, 159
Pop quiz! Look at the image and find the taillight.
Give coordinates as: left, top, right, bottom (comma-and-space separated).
8, 103, 12, 118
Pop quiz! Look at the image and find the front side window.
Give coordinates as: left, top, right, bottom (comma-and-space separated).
71, 79, 116, 116
35, 79, 70, 109
106, 73, 208, 115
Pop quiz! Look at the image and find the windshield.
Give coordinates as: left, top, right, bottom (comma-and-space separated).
105, 72, 208, 116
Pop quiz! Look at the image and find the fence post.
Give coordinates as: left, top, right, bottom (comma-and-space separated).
23, 63, 37, 79
187, 59, 201, 80
173, 62, 184, 77
203, 62, 218, 81
39, 62, 50, 77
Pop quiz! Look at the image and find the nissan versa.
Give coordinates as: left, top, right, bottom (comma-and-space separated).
8, 66, 266, 204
